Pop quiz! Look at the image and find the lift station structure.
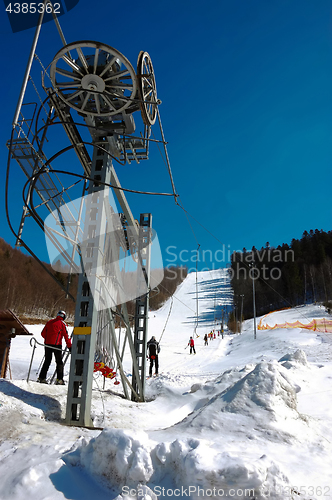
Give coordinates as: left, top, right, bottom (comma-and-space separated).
6, 2, 176, 427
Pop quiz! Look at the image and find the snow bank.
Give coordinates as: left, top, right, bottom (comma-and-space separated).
65, 428, 290, 500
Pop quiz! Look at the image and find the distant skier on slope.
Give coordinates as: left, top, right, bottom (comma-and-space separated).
188, 336, 196, 354
204, 333, 208, 346
147, 336, 160, 377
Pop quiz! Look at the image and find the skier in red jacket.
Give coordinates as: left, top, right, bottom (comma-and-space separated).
188, 336, 196, 354
37, 311, 72, 385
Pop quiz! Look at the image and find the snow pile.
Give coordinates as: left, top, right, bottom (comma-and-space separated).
181, 360, 306, 433
278, 349, 308, 369
190, 363, 256, 396
72, 430, 154, 487
218, 361, 299, 418
66, 428, 290, 500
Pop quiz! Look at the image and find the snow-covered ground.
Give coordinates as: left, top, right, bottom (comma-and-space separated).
1, 269, 332, 500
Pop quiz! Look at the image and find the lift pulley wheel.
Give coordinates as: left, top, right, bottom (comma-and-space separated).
137, 51, 158, 126
50, 41, 137, 117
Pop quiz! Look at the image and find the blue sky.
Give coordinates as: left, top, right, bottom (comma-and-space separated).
1, 0, 332, 272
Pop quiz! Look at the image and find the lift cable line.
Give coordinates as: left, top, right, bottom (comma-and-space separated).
176, 197, 201, 248
175, 201, 226, 248
156, 109, 178, 202
24, 165, 177, 201
160, 298, 174, 341
194, 244, 201, 337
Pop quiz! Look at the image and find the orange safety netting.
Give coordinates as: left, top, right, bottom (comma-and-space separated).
258, 313, 332, 333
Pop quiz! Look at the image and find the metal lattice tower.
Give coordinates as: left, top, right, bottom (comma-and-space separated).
66, 143, 114, 426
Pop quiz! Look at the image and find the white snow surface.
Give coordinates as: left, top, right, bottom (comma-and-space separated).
1, 269, 332, 500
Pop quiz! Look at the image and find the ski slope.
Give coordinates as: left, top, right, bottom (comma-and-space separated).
1, 269, 332, 500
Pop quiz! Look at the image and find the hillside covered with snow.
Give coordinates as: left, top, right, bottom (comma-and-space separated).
1, 269, 332, 500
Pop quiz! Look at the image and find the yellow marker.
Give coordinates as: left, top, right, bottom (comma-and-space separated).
73, 326, 92, 335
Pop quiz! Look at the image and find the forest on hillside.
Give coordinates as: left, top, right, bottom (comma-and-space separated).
231, 229, 332, 320
0, 238, 78, 321
0, 238, 187, 323
4, 227, 330, 326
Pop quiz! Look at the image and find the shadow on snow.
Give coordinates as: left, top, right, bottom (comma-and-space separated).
0, 379, 62, 421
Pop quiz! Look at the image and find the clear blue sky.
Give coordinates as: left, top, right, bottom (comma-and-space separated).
1, 0, 332, 272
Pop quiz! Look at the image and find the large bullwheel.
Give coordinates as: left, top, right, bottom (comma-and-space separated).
50, 41, 137, 117
137, 51, 158, 126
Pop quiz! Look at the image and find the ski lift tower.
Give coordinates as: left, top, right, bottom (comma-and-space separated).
6, 5, 171, 428
48, 41, 160, 426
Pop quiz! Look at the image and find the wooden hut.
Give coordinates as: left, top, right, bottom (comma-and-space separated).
0, 309, 31, 378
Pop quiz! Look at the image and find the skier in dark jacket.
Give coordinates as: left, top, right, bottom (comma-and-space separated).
147, 336, 160, 377
38, 311, 72, 385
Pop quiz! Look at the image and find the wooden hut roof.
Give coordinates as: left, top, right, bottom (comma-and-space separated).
0, 309, 31, 337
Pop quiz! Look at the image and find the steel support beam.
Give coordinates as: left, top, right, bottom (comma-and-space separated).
65, 143, 113, 426
131, 213, 152, 401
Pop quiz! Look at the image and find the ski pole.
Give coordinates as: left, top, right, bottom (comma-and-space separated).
27, 337, 37, 382
36, 352, 45, 377
50, 347, 72, 384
